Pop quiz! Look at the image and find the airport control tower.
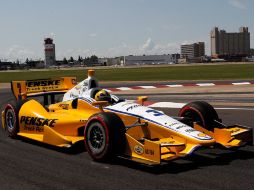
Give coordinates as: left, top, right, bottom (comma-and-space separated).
44, 38, 56, 66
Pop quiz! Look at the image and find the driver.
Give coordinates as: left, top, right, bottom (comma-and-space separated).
94, 90, 112, 102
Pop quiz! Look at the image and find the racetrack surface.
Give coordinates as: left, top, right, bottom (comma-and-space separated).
0, 87, 254, 190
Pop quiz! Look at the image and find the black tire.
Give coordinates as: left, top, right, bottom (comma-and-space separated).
4, 103, 19, 138
178, 101, 220, 131
3, 99, 28, 138
84, 112, 126, 162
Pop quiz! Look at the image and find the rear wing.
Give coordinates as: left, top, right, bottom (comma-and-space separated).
11, 77, 77, 100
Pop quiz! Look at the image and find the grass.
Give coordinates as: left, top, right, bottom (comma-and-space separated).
0, 63, 254, 83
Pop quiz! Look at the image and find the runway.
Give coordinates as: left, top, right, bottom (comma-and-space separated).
0, 86, 254, 190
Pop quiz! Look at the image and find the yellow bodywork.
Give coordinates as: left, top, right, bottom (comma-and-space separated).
17, 99, 95, 147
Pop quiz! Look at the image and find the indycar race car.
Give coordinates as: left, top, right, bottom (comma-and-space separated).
1, 70, 253, 165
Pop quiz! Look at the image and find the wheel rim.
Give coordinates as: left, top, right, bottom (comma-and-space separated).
5, 109, 15, 131
87, 122, 106, 154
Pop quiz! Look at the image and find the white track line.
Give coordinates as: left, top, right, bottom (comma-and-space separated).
138, 86, 157, 89
196, 83, 215, 86
166, 84, 183, 88
116, 87, 132, 91
232, 82, 251, 85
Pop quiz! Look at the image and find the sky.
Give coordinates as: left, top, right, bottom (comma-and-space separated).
0, 0, 254, 61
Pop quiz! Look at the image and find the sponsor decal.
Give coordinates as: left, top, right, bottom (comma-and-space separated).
59, 104, 69, 110
120, 102, 132, 107
26, 79, 62, 92
197, 133, 207, 137
185, 128, 196, 133
24, 125, 43, 132
80, 119, 86, 123
20, 116, 58, 128
176, 125, 185, 129
146, 109, 164, 116
70, 92, 79, 99
83, 81, 88, 86
145, 149, 154, 155
161, 141, 175, 145
75, 85, 81, 90
134, 145, 144, 155
72, 79, 77, 85
27, 80, 61, 87
126, 104, 141, 111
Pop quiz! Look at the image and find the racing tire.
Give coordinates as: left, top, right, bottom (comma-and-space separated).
4, 103, 19, 138
3, 99, 28, 138
84, 112, 126, 162
178, 101, 220, 131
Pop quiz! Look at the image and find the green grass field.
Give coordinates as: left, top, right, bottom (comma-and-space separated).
0, 64, 254, 82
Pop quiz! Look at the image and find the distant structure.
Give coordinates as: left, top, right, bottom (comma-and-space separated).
123, 54, 180, 66
44, 38, 56, 66
181, 42, 205, 58
179, 42, 205, 63
0, 61, 13, 70
210, 27, 250, 60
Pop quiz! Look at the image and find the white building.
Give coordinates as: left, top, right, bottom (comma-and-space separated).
123, 54, 179, 66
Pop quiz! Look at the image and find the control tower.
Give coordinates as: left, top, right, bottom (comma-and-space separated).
44, 38, 56, 66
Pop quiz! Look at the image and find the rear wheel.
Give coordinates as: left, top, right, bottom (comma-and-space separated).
84, 112, 126, 162
178, 101, 220, 131
4, 104, 19, 138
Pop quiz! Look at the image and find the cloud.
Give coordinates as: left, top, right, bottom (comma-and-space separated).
0, 45, 37, 62
57, 48, 95, 59
228, 0, 247, 9
97, 38, 180, 58
140, 38, 156, 52
139, 38, 180, 55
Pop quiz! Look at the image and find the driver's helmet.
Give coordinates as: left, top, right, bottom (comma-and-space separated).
94, 90, 111, 102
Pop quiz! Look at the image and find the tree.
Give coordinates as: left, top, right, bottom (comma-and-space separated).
69, 56, 74, 63
63, 57, 68, 64
90, 55, 98, 63
78, 55, 83, 62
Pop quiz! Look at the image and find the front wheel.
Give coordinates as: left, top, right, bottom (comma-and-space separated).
178, 101, 220, 131
84, 112, 126, 162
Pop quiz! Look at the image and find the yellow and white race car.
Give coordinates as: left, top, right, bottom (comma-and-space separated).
1, 70, 253, 165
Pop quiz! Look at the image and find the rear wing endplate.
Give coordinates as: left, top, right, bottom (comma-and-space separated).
11, 77, 77, 100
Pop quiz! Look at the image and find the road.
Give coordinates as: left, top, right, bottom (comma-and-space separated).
0, 86, 254, 190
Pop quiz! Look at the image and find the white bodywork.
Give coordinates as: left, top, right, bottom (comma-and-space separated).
63, 75, 99, 101
63, 75, 213, 142
105, 101, 212, 141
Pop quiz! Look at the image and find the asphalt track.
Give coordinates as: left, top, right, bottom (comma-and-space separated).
0, 86, 254, 190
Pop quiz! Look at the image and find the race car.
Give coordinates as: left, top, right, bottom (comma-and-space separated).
1, 70, 253, 165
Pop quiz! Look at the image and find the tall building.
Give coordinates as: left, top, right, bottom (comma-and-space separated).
210, 27, 250, 59
181, 42, 205, 58
44, 38, 56, 66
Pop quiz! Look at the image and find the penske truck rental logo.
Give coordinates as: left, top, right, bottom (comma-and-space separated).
26, 79, 62, 92
20, 116, 58, 132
